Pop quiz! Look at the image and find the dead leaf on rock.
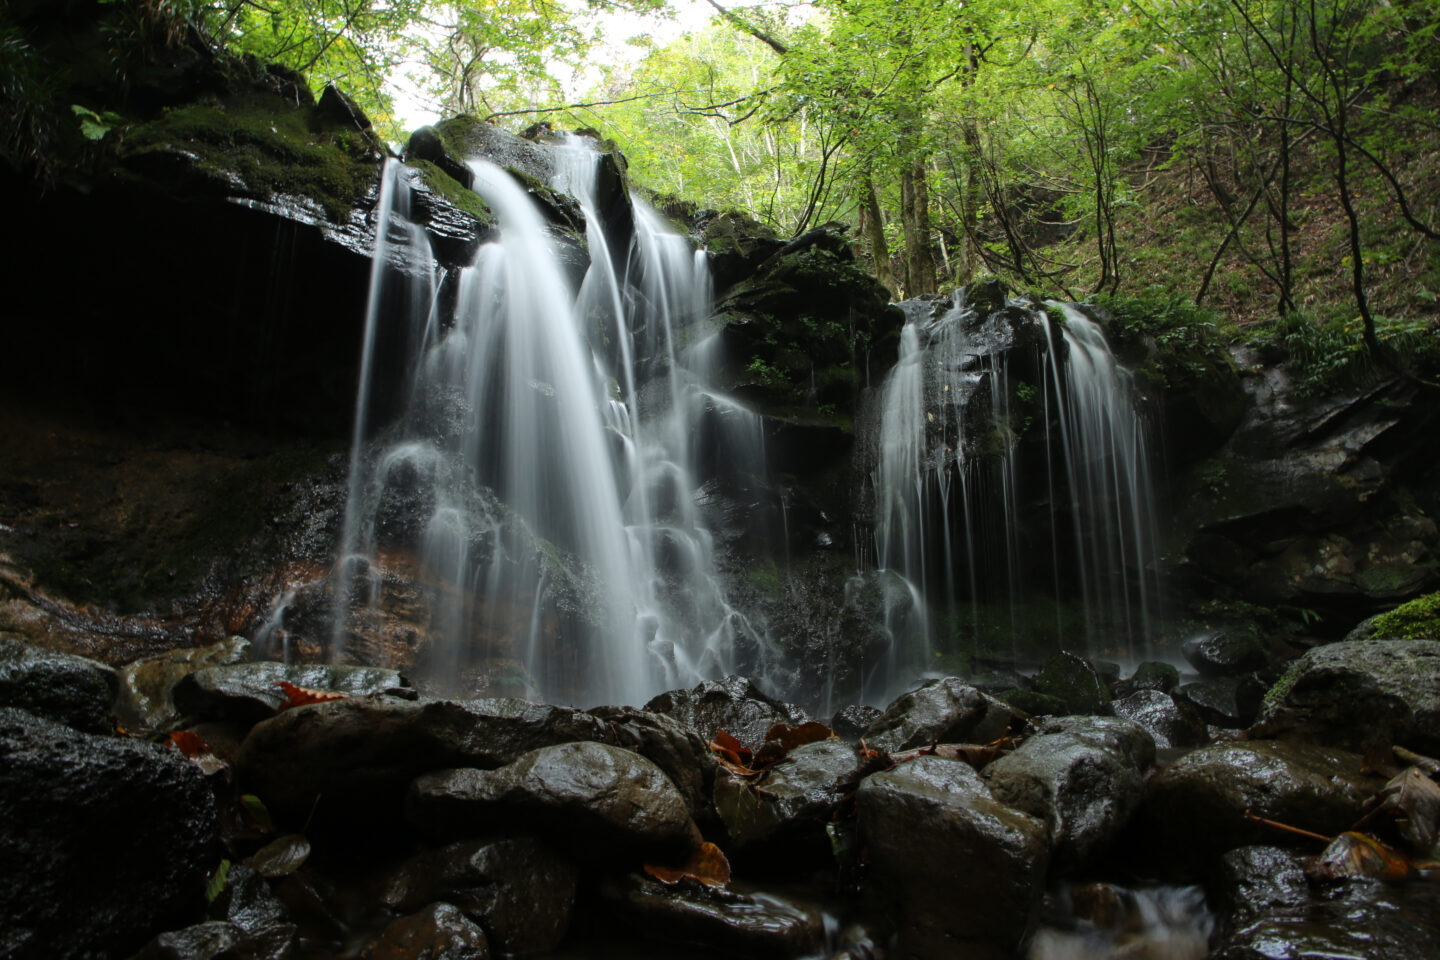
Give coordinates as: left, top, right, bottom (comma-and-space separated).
166, 730, 228, 776
1310, 831, 1415, 882
1354, 766, 1440, 853
245, 833, 312, 878
276, 680, 347, 712
643, 841, 732, 888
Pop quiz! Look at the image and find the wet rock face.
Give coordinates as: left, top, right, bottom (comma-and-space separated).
1214, 846, 1310, 932
1137, 740, 1375, 872
408, 741, 698, 857
589, 704, 718, 823
0, 637, 119, 732
119, 637, 252, 732
861, 677, 1015, 753
645, 675, 803, 751
857, 756, 1049, 960
601, 873, 825, 959
1174, 674, 1266, 728
129, 920, 299, 960
1116, 660, 1180, 695
173, 661, 409, 724
381, 838, 576, 954
235, 696, 607, 825
830, 703, 882, 742
1110, 689, 1208, 749
1032, 653, 1113, 716
1181, 631, 1269, 676
1252, 638, 1440, 753
360, 903, 490, 960
983, 717, 1154, 874
0, 707, 218, 960
713, 738, 857, 849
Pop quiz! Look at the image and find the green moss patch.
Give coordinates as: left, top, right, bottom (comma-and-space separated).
1371, 591, 1440, 640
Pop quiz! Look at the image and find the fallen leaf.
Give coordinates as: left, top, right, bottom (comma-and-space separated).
204, 859, 231, 904
643, 841, 732, 887
240, 794, 274, 832
1354, 766, 1440, 853
168, 730, 210, 758
764, 720, 835, 752
244, 833, 312, 878
1310, 831, 1415, 882
709, 728, 753, 769
276, 681, 348, 711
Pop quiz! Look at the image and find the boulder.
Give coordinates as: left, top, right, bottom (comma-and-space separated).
408, 741, 698, 857
1173, 675, 1265, 728
829, 703, 881, 742
235, 696, 606, 825
1213, 846, 1309, 932
1119, 660, 1180, 695
360, 903, 490, 960
206, 864, 289, 934
1212, 876, 1440, 959
713, 738, 856, 849
128, 921, 297, 960
1032, 653, 1112, 716
1251, 638, 1440, 753
601, 873, 825, 958
1181, 632, 1269, 677
861, 678, 1015, 753
118, 637, 252, 732
380, 838, 576, 954
173, 661, 410, 724
590, 704, 717, 822
983, 717, 1154, 873
857, 756, 1049, 959
644, 675, 803, 751
0, 707, 218, 959
1110, 690, 1207, 749
1138, 740, 1375, 871
0, 637, 120, 732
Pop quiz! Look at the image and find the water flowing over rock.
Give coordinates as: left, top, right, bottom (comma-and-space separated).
118, 637, 253, 732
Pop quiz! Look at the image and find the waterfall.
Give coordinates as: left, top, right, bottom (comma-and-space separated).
869, 291, 1160, 695
324, 138, 765, 706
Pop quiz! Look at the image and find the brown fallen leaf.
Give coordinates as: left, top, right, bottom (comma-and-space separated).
245, 833, 312, 878
1309, 831, 1416, 882
643, 841, 732, 888
168, 730, 210, 759
276, 681, 348, 712
1353, 766, 1440, 853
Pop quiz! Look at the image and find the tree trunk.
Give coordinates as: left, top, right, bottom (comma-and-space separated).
900, 156, 936, 295
861, 176, 899, 298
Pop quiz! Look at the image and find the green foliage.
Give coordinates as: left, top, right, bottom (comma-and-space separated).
745, 356, 789, 389
204, 859, 231, 904
1371, 591, 1440, 640
1278, 309, 1440, 396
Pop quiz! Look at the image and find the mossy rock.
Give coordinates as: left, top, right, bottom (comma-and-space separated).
1032, 653, 1112, 716
1000, 688, 1069, 718
1370, 591, 1440, 640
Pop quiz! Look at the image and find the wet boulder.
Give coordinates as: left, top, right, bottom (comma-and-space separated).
360, 903, 490, 960
1250, 638, 1440, 753
861, 677, 1015, 753
118, 637, 252, 732
380, 837, 577, 954
645, 675, 803, 751
235, 696, 606, 825
408, 741, 699, 857
1137, 740, 1375, 872
1032, 653, 1112, 716
1173, 675, 1266, 728
1213, 846, 1309, 932
590, 704, 717, 822
1110, 689, 1208, 749
173, 661, 409, 724
601, 873, 825, 959
830, 703, 881, 742
0, 707, 218, 959
857, 756, 1049, 959
128, 921, 298, 960
1181, 631, 1269, 677
1118, 660, 1180, 695
206, 864, 289, 934
713, 738, 857, 850
0, 637, 119, 732
983, 717, 1154, 873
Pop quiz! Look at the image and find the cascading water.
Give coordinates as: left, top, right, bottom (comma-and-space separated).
324, 138, 766, 706
868, 290, 1161, 696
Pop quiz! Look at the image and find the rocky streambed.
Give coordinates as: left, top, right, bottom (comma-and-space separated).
4, 612, 1440, 960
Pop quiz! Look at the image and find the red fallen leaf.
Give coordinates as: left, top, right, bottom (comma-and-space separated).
168, 730, 210, 759
276, 681, 348, 712
709, 729, 753, 768
764, 720, 835, 752
644, 842, 732, 888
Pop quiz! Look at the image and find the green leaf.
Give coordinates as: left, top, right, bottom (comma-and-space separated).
70, 104, 110, 141
244, 833, 312, 878
239, 793, 274, 831
204, 859, 231, 903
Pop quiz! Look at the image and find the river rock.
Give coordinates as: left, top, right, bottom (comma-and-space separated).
360, 903, 490, 960
1181, 631, 1269, 676
380, 837, 576, 954
128, 921, 297, 960
1110, 689, 1208, 749
644, 675, 803, 751
590, 704, 717, 821
1213, 846, 1309, 931
0, 636, 120, 732
409, 741, 698, 856
1212, 877, 1440, 959
830, 703, 882, 741
1173, 675, 1265, 728
983, 717, 1153, 873
1032, 653, 1112, 715
1118, 660, 1180, 695
861, 677, 1015, 753
206, 864, 289, 934
1138, 740, 1375, 871
1251, 638, 1440, 753
235, 696, 606, 824
857, 755, 1049, 959
601, 873, 825, 959
119, 637, 252, 732
714, 738, 856, 849
172, 661, 410, 724
0, 707, 218, 959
